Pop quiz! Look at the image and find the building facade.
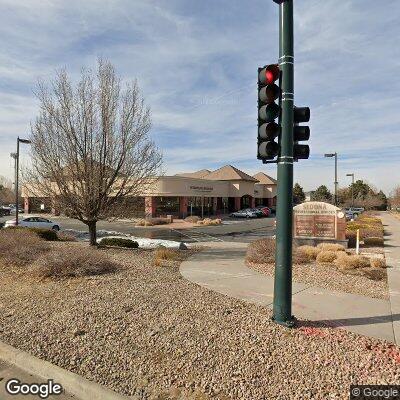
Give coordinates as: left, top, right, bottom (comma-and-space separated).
23, 165, 277, 219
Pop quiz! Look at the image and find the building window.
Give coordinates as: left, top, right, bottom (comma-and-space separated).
156, 197, 180, 216
188, 196, 213, 217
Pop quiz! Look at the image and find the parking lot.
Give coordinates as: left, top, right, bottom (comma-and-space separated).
0, 214, 276, 243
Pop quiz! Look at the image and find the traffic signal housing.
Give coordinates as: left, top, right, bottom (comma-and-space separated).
257, 64, 281, 161
293, 106, 310, 160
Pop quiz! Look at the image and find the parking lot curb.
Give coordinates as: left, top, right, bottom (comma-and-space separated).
0, 340, 131, 400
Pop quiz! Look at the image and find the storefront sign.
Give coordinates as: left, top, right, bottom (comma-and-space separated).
189, 185, 214, 193
293, 201, 346, 240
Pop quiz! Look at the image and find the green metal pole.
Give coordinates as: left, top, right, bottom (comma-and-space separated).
15, 137, 20, 226
334, 152, 338, 206
273, 0, 294, 326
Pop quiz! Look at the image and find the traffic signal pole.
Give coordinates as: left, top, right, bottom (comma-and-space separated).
273, 0, 295, 326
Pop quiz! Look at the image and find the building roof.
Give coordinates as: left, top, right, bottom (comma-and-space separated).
176, 169, 211, 179
205, 165, 258, 182
253, 172, 277, 185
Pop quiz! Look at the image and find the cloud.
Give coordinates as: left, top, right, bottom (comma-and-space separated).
0, 0, 399, 193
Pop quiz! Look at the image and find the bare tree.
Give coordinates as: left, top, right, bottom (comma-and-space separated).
26, 60, 162, 245
0, 175, 14, 205
390, 186, 400, 210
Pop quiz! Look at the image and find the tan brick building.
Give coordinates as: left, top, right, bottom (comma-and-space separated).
23, 165, 277, 218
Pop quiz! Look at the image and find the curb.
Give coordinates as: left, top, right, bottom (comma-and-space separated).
0, 341, 131, 400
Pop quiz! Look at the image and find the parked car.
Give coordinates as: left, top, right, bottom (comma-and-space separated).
345, 211, 358, 220
7, 206, 24, 214
255, 205, 271, 217
229, 208, 259, 218
0, 206, 11, 216
4, 217, 60, 231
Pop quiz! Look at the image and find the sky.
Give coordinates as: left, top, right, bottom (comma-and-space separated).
0, 0, 399, 194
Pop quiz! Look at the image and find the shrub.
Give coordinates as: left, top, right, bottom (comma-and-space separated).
316, 250, 337, 264
35, 247, 118, 278
185, 216, 201, 223
0, 229, 50, 266
361, 228, 383, 240
8, 226, 59, 241
29, 228, 59, 241
150, 218, 171, 225
335, 254, 370, 270
363, 237, 384, 247
246, 238, 276, 264
57, 232, 77, 242
154, 247, 182, 266
135, 219, 153, 226
293, 248, 310, 265
296, 245, 321, 261
370, 257, 386, 269
137, 218, 171, 226
197, 218, 222, 226
317, 243, 346, 252
346, 230, 357, 248
100, 237, 139, 248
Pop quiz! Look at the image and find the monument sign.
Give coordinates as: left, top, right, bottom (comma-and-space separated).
293, 201, 347, 246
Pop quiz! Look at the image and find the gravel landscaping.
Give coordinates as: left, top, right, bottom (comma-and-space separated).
0, 242, 399, 399
247, 257, 389, 300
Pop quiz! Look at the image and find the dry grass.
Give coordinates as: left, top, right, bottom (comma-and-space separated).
296, 245, 321, 261
184, 216, 201, 223
364, 237, 384, 247
335, 254, 370, 270
246, 238, 275, 264
316, 250, 338, 264
34, 247, 119, 278
246, 239, 308, 265
135, 219, 154, 227
135, 218, 171, 227
196, 218, 222, 226
347, 215, 384, 242
317, 243, 346, 252
57, 232, 77, 242
370, 257, 386, 269
0, 229, 50, 266
153, 247, 184, 267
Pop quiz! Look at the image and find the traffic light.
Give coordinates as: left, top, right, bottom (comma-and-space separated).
257, 64, 281, 161
293, 106, 310, 160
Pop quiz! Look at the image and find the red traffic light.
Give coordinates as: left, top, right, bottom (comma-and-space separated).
259, 64, 280, 85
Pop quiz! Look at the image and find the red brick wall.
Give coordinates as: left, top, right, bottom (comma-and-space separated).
179, 197, 188, 218
145, 197, 156, 218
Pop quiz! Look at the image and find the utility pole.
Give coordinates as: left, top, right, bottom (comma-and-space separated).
273, 0, 295, 326
14, 137, 31, 225
346, 173, 355, 208
324, 152, 338, 206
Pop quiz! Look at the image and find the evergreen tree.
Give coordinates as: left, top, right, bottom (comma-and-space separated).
293, 183, 305, 205
311, 185, 333, 203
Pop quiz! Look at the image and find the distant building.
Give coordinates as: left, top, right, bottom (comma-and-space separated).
23, 165, 277, 218
304, 191, 314, 202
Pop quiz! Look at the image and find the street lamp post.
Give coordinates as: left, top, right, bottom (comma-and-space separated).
324, 152, 338, 206
346, 173, 355, 208
15, 137, 31, 226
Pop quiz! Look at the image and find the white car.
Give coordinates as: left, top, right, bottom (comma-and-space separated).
229, 209, 259, 218
4, 217, 60, 231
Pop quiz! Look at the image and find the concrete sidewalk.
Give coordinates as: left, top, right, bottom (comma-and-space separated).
180, 241, 397, 343
380, 212, 400, 344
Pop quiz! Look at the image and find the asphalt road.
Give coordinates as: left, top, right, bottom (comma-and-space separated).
0, 214, 276, 243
